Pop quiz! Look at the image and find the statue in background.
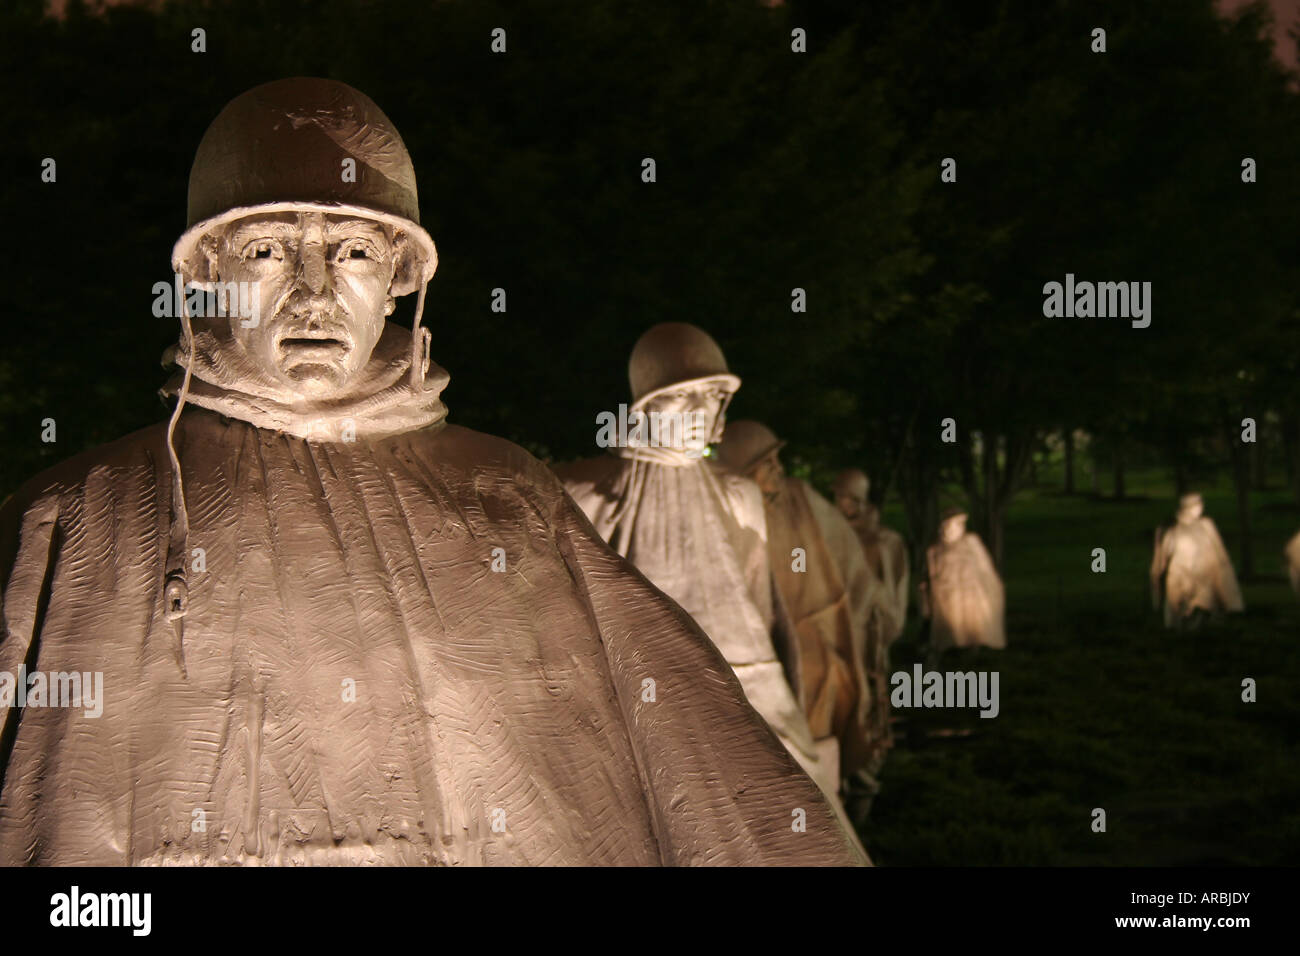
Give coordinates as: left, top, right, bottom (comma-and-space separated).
920, 508, 1007, 652
829, 467, 907, 806
554, 324, 861, 844
1285, 529, 1300, 597
0, 80, 865, 866
1150, 493, 1244, 629
833, 468, 909, 642
715, 421, 879, 787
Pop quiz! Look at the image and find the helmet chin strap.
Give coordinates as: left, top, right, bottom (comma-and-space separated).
161, 263, 429, 663
710, 390, 736, 446
409, 277, 431, 390
162, 279, 197, 677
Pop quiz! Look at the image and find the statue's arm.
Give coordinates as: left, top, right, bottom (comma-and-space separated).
0, 489, 62, 793
1149, 527, 1168, 611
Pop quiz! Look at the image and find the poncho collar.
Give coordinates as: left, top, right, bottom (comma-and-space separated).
615, 444, 710, 468
160, 321, 449, 441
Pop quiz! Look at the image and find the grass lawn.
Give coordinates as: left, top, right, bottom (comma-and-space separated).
861, 465, 1300, 865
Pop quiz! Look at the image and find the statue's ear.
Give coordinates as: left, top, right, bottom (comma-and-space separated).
178, 233, 220, 287
389, 229, 434, 297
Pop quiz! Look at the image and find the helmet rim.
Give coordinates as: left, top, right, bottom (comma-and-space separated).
171, 200, 437, 298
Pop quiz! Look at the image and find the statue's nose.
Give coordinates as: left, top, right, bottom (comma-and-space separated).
300, 241, 331, 296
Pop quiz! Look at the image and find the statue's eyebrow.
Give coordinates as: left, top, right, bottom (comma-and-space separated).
323, 219, 390, 242
228, 221, 299, 246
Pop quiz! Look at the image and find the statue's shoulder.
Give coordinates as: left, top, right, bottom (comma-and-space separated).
706, 457, 760, 497
408, 423, 557, 484
2, 421, 169, 519
796, 477, 838, 515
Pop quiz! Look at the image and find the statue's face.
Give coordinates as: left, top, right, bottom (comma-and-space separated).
940, 514, 967, 543
641, 381, 729, 456
1178, 499, 1204, 523
835, 488, 865, 519
213, 211, 396, 396
749, 452, 785, 497
861, 503, 881, 531
833, 472, 869, 518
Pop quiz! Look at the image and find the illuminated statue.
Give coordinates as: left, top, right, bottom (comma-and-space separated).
920, 509, 1007, 651
1286, 529, 1300, 597
715, 421, 880, 783
0, 80, 865, 866
1150, 493, 1244, 629
833, 468, 909, 642
830, 468, 906, 787
554, 326, 857, 825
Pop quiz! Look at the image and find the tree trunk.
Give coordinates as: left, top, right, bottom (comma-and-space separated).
986, 498, 1006, 572
1282, 413, 1299, 503
1292, 420, 1300, 507
895, 409, 940, 588
1231, 431, 1255, 578
970, 429, 1030, 572
983, 431, 998, 549
1063, 428, 1075, 494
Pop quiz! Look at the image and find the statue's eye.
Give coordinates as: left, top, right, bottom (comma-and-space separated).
338, 239, 378, 262
240, 239, 282, 261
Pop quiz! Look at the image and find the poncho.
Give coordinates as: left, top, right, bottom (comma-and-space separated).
0, 324, 866, 866
1151, 516, 1244, 628
925, 533, 1006, 651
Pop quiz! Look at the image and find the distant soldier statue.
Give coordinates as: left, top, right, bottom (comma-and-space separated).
833, 468, 910, 642
920, 508, 1007, 653
1286, 528, 1300, 598
553, 323, 864, 852
715, 421, 879, 789
1150, 493, 1244, 629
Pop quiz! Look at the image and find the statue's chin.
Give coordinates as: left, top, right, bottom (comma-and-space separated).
271, 362, 353, 399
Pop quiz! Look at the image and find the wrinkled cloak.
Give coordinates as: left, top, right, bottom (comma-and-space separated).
553, 452, 838, 799
763, 478, 876, 778
848, 519, 910, 643
0, 337, 866, 867
844, 518, 907, 768
1151, 517, 1245, 628
926, 533, 1006, 651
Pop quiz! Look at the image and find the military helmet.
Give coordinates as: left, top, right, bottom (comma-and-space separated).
715, 420, 786, 475
628, 322, 741, 409
171, 77, 437, 296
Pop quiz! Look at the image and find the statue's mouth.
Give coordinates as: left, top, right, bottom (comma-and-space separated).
277, 332, 352, 363
281, 336, 347, 350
